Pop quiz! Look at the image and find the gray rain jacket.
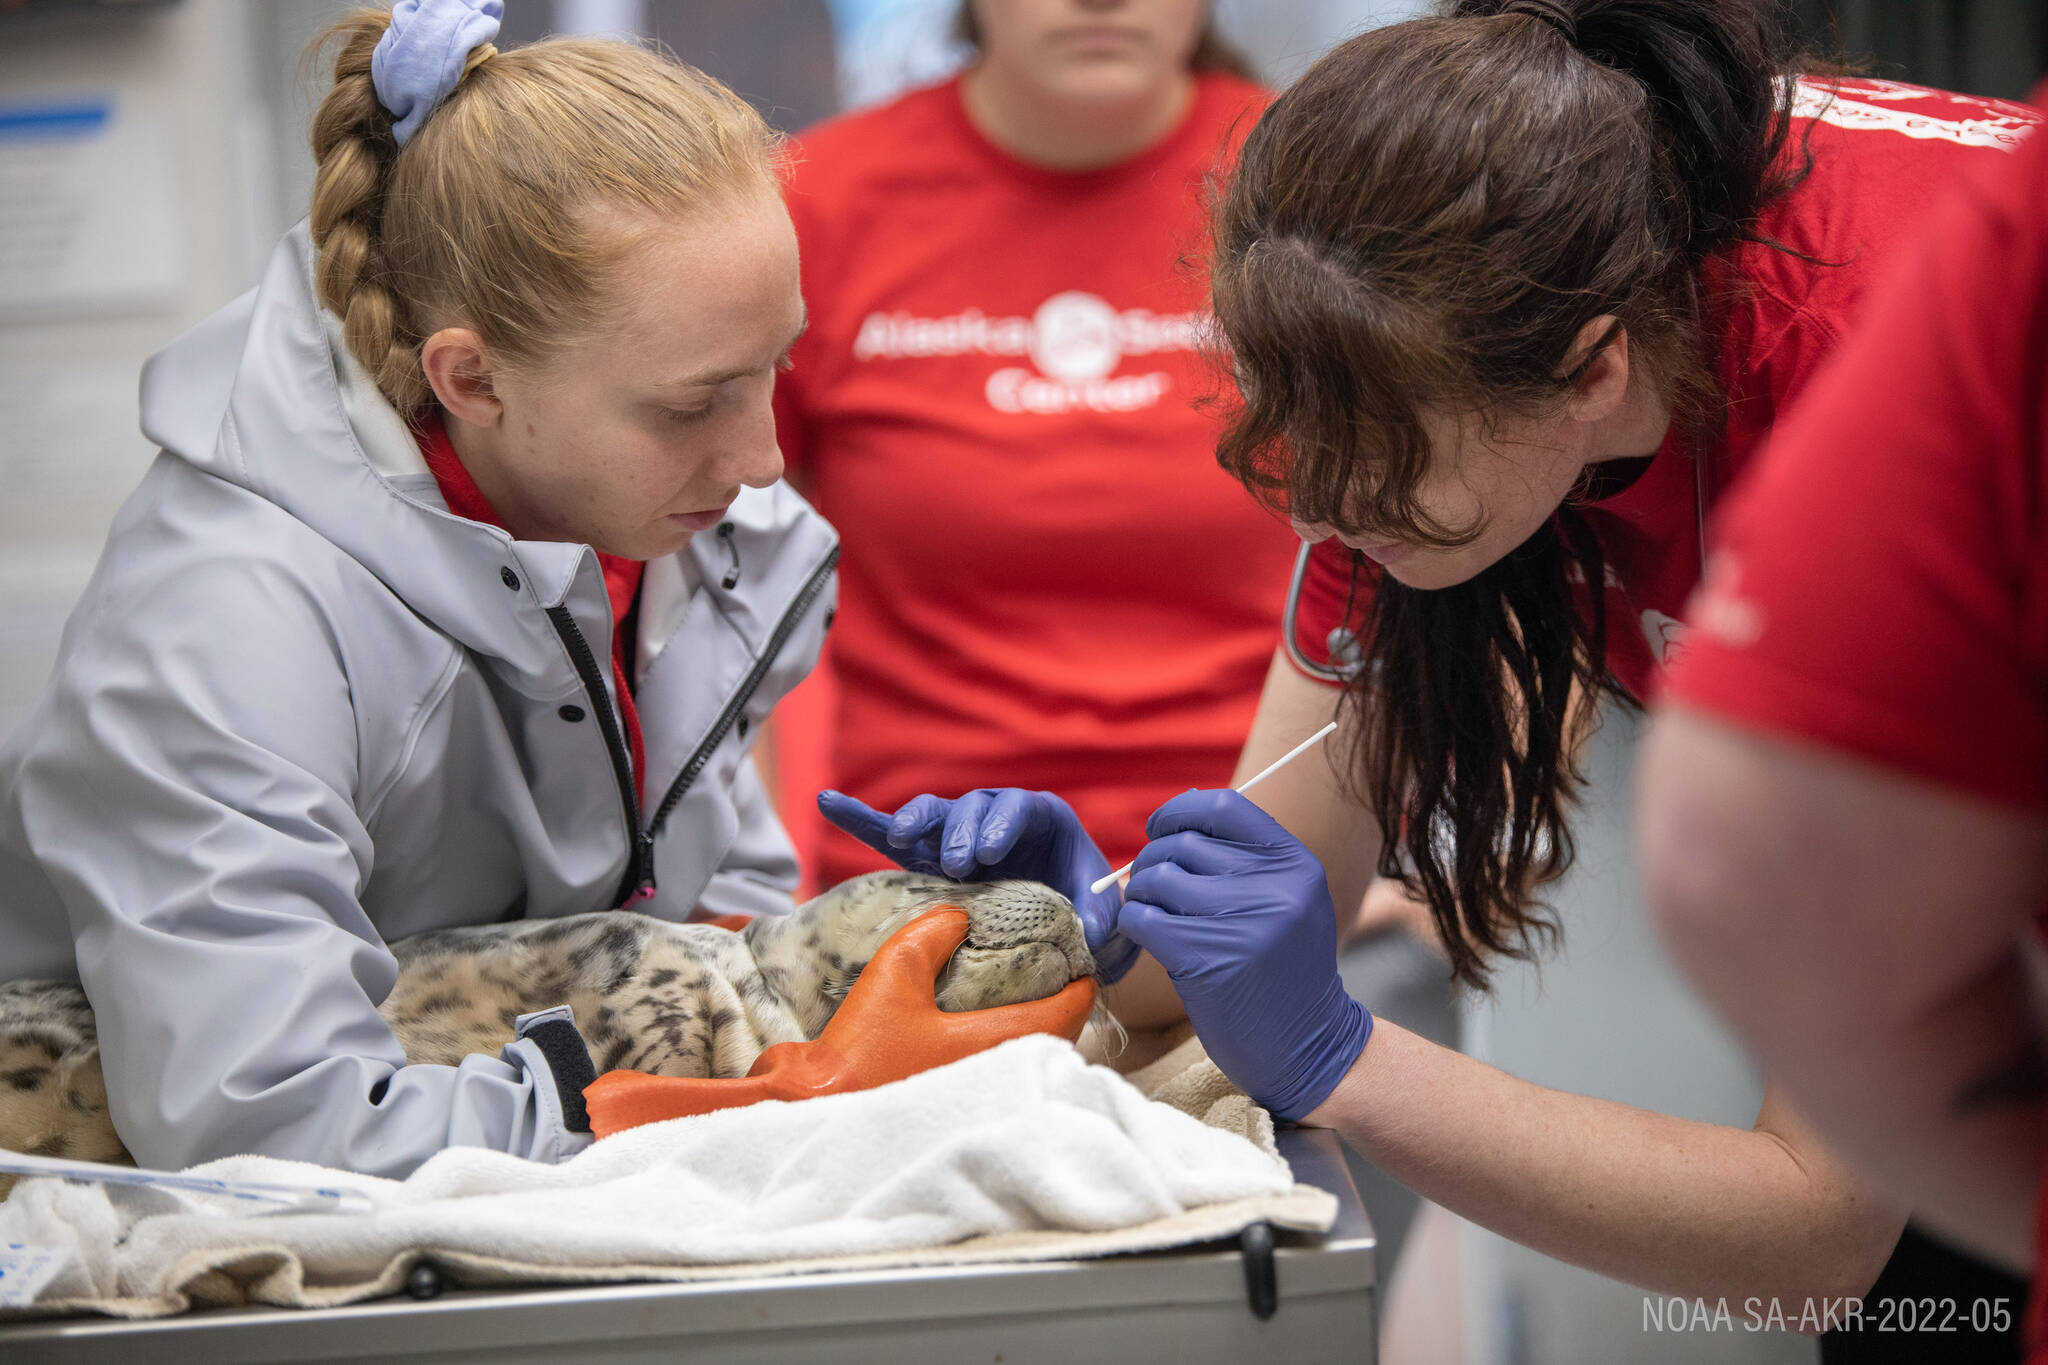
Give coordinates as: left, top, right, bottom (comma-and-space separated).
0, 223, 838, 1176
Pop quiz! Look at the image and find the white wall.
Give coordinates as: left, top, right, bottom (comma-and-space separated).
0, 0, 257, 737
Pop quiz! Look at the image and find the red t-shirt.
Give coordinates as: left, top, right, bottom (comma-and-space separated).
776, 72, 1300, 884
416, 411, 648, 802
1659, 98, 2047, 1353
1287, 78, 2041, 704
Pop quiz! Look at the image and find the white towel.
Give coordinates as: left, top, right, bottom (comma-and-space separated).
0, 1035, 1336, 1318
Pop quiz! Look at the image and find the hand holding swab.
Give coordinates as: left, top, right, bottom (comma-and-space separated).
1089, 720, 1340, 895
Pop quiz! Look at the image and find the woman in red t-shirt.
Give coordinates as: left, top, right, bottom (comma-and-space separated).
774, 7, 1297, 922
829, 0, 2042, 1317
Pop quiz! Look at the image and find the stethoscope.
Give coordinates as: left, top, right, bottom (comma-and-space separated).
1693, 441, 1711, 572
1279, 440, 1714, 685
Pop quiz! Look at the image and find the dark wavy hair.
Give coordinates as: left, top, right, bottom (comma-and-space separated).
1210, 0, 1812, 988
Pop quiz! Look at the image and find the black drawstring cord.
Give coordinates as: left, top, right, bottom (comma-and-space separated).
717, 522, 740, 589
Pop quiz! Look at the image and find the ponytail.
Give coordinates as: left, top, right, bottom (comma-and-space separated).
1212, 0, 1808, 987
309, 12, 429, 413
1453, 0, 1803, 256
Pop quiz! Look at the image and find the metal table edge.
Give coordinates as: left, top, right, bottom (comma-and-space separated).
0, 1127, 1375, 1357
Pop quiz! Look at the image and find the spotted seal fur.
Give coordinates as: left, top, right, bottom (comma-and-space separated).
0, 871, 1095, 1183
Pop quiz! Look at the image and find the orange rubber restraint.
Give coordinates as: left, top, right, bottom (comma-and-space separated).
583, 907, 1096, 1138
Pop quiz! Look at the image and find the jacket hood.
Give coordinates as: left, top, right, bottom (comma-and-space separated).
136, 222, 824, 692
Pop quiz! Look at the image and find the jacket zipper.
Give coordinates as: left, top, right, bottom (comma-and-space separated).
647, 546, 838, 839
547, 543, 838, 906
545, 605, 651, 909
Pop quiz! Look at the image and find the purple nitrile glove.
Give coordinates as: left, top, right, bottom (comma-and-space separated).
817, 787, 1141, 983
1118, 788, 1373, 1121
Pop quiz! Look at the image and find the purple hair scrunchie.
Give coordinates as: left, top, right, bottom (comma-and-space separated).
371, 0, 504, 146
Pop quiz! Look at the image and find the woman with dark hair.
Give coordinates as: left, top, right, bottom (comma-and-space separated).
828, 0, 2043, 1312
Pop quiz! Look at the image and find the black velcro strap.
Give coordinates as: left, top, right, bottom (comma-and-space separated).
521, 1017, 597, 1134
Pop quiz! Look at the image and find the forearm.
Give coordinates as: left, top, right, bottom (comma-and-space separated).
1643, 708, 2048, 1269
1674, 930, 2042, 1269
83, 926, 588, 1175
106, 1039, 585, 1177
1305, 1020, 1900, 1304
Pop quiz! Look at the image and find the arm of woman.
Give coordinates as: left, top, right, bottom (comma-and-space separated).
1122, 788, 1903, 1308
697, 751, 806, 920
5, 561, 596, 1176
1644, 705, 2048, 1271
1308, 1026, 1903, 1305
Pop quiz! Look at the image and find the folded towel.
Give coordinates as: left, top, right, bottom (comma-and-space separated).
0, 1034, 1335, 1318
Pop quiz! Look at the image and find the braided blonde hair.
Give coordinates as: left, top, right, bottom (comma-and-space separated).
308, 10, 781, 417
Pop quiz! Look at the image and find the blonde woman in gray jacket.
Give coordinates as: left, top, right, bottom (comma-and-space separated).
0, 4, 834, 1176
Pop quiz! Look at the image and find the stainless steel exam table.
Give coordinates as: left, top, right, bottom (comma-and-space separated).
0, 1128, 1376, 1364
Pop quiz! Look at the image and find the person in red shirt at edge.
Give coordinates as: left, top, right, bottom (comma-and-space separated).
822, 0, 2045, 1330
1643, 89, 2048, 1358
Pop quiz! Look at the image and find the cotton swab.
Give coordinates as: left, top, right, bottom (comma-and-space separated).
1089, 720, 1340, 895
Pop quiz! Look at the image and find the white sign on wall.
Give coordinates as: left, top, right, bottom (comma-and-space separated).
0, 95, 181, 317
